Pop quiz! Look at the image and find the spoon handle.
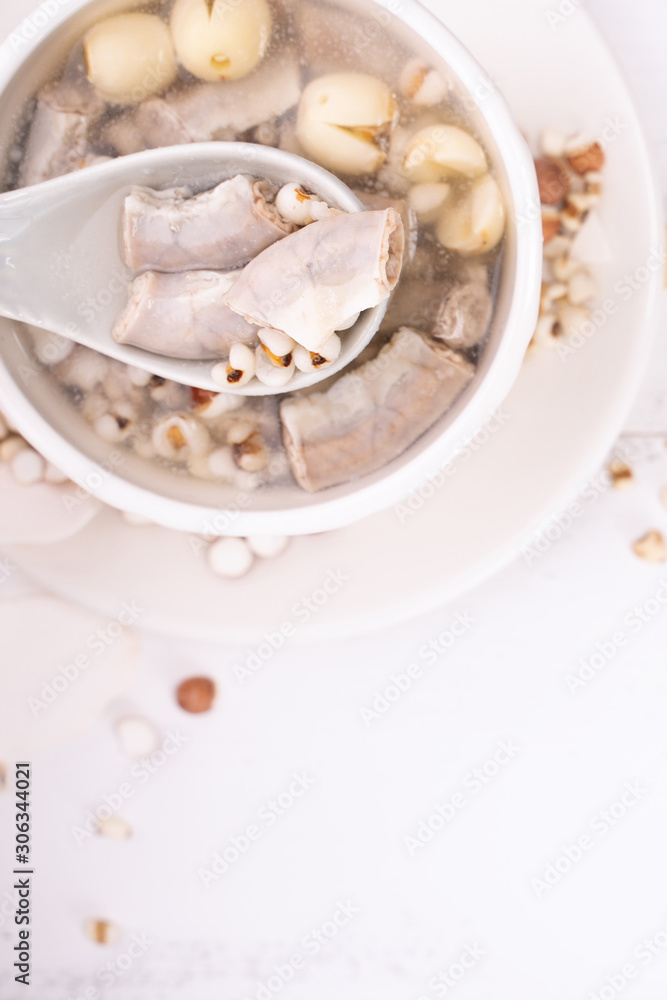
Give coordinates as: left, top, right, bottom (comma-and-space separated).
0, 172, 129, 339
0, 187, 41, 326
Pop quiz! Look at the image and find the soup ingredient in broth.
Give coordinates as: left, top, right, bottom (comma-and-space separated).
280, 328, 474, 492
223, 209, 405, 352
152, 46, 299, 140
294, 0, 406, 81
152, 412, 211, 461
407, 182, 450, 224
431, 282, 493, 349
19, 80, 105, 187
379, 274, 492, 348
170, 0, 272, 82
113, 271, 257, 359
436, 173, 505, 254
398, 57, 450, 107
84, 14, 178, 105
122, 175, 293, 272
101, 47, 301, 153
10, 0, 507, 492
296, 73, 396, 175
402, 124, 488, 182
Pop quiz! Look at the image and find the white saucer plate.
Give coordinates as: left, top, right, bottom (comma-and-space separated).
5, 0, 664, 643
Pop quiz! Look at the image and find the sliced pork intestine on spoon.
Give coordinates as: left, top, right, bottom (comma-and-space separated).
112, 270, 257, 359
102, 47, 302, 154
223, 209, 405, 353
19, 79, 105, 186
122, 174, 294, 273
280, 327, 475, 492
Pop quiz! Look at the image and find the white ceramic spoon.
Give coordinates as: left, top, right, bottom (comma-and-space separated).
0, 142, 386, 394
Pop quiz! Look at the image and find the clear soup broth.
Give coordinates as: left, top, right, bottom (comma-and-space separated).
5, 0, 506, 498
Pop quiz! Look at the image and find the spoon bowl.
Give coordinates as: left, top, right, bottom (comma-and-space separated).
0, 142, 385, 394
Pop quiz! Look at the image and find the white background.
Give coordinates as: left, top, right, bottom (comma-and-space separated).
1, 0, 667, 998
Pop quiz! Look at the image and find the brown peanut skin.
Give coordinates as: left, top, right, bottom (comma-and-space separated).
535, 157, 571, 205
176, 676, 216, 713
566, 142, 605, 175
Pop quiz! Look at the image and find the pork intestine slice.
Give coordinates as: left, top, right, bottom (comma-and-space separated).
280, 327, 475, 492
166, 48, 302, 141
112, 270, 257, 359
101, 48, 302, 155
19, 80, 105, 187
354, 189, 418, 265
223, 209, 405, 353
122, 174, 293, 273
379, 276, 492, 349
100, 99, 191, 157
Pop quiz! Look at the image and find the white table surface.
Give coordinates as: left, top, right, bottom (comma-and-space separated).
2, 0, 667, 997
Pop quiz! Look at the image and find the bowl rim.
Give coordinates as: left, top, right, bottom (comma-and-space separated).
0, 0, 543, 536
